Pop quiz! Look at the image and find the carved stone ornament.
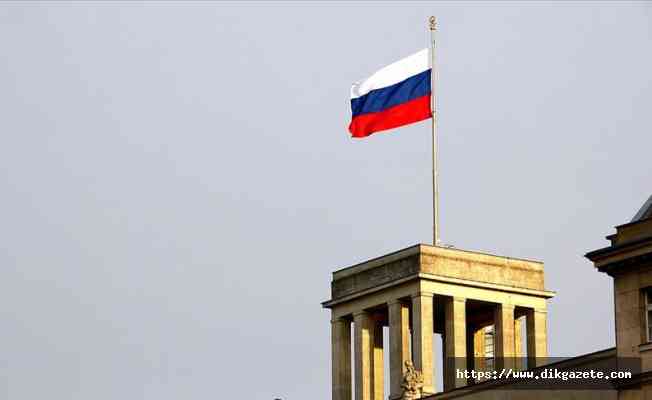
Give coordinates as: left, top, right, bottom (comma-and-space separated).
401, 360, 424, 400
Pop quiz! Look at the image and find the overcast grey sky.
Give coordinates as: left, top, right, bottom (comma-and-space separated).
1, 1, 651, 399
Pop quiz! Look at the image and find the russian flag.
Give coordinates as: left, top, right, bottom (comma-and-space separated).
349, 49, 432, 138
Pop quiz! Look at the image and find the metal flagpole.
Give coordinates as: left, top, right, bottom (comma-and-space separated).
429, 16, 440, 246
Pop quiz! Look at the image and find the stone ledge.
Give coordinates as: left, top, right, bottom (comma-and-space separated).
328, 244, 548, 301
322, 272, 555, 310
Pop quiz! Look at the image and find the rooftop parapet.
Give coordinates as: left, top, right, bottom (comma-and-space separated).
325, 244, 553, 306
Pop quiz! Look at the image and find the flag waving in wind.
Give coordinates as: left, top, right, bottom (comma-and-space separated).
348, 48, 432, 138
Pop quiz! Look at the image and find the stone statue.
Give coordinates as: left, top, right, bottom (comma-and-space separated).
401, 360, 424, 400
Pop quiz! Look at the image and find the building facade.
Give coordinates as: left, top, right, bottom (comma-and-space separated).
323, 196, 652, 400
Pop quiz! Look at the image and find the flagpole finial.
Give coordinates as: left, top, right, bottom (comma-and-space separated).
429, 16, 437, 31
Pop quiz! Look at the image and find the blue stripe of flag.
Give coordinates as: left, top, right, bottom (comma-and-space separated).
351, 69, 431, 117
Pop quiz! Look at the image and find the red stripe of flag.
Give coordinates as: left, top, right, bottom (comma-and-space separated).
348, 95, 431, 138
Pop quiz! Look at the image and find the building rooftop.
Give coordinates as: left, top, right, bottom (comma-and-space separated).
323, 244, 554, 309
632, 194, 652, 222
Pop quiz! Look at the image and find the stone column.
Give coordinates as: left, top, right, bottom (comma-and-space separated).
472, 327, 486, 379
354, 311, 374, 400
514, 316, 524, 371
332, 317, 352, 400
444, 297, 467, 391
473, 326, 486, 365
465, 326, 475, 385
412, 293, 435, 394
388, 300, 410, 399
372, 322, 383, 400
526, 308, 548, 368
494, 303, 515, 371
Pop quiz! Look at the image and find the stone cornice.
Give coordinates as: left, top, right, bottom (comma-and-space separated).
322, 271, 555, 309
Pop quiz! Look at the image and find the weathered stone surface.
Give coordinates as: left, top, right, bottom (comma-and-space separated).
420, 247, 545, 291
444, 296, 467, 391
331, 318, 352, 400
354, 312, 374, 400
388, 300, 410, 399
494, 303, 515, 370
329, 245, 549, 302
332, 254, 420, 299
525, 308, 547, 367
586, 210, 652, 363
412, 293, 435, 394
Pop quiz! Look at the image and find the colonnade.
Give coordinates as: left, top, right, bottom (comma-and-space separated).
331, 293, 548, 400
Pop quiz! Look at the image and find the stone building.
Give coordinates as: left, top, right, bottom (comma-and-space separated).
322, 196, 652, 399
